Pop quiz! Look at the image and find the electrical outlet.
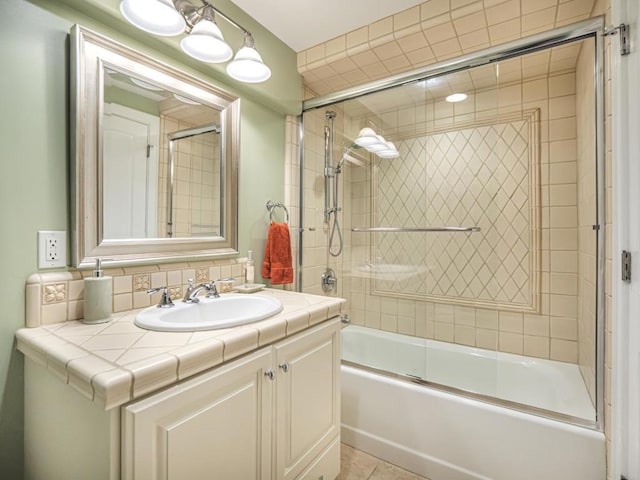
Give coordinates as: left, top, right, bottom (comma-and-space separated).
38, 231, 67, 269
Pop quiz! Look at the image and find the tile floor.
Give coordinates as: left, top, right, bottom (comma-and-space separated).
338, 444, 431, 480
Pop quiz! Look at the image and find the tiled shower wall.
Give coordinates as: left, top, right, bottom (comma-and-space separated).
342, 65, 589, 363
158, 116, 221, 238
370, 114, 538, 312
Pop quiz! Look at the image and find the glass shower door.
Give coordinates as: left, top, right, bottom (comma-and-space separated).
299, 34, 600, 425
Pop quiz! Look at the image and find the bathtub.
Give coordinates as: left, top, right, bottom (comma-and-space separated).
341, 325, 605, 480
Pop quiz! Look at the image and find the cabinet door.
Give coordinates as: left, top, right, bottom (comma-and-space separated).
122, 348, 274, 480
275, 318, 341, 480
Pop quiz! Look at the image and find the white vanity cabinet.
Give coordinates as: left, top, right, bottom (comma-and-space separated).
121, 318, 341, 480
122, 348, 274, 480
275, 320, 341, 480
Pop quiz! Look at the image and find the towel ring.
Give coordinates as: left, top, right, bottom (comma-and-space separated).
266, 200, 289, 223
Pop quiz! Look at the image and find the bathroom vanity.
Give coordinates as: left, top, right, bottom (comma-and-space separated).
17, 289, 344, 480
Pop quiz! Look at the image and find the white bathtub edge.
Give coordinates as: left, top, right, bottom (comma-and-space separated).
341, 364, 606, 480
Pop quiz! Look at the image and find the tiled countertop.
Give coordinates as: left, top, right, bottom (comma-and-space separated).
16, 289, 345, 410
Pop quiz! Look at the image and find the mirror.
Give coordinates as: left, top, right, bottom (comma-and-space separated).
70, 25, 239, 268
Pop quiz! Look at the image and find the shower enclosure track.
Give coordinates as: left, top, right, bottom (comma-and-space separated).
352, 226, 481, 233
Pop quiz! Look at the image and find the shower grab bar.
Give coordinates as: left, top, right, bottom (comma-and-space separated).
351, 226, 481, 233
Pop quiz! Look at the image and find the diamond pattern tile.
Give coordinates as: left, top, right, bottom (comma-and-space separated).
372, 115, 539, 312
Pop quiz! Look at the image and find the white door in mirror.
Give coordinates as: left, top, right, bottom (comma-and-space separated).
134, 294, 283, 332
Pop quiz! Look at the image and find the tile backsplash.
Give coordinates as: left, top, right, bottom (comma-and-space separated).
26, 258, 247, 328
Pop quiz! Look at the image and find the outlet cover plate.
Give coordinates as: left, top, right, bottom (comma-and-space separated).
38, 231, 67, 269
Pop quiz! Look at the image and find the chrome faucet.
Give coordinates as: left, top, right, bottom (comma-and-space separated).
182, 279, 213, 303
182, 278, 235, 303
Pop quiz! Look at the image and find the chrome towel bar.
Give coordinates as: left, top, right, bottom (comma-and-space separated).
351, 226, 481, 233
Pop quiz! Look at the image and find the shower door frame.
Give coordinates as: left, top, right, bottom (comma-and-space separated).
298, 16, 606, 431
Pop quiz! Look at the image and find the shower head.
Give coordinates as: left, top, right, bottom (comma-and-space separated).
335, 143, 359, 172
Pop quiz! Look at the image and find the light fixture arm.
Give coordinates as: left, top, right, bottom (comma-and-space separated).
173, 0, 252, 38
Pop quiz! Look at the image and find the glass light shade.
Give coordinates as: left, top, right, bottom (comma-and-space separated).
377, 142, 399, 158
173, 93, 200, 105
120, 0, 185, 36
226, 46, 271, 83
129, 77, 163, 91
354, 127, 380, 147
180, 19, 233, 63
366, 135, 389, 152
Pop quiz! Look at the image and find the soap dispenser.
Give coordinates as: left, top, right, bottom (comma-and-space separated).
245, 250, 255, 284
83, 259, 112, 324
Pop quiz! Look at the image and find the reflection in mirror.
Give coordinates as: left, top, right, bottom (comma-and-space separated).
71, 25, 239, 267
102, 68, 223, 240
165, 124, 222, 238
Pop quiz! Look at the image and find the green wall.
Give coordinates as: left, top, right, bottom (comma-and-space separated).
0, 0, 299, 477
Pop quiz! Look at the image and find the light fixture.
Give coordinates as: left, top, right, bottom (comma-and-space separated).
173, 93, 200, 104
352, 128, 398, 158
119, 0, 271, 83
354, 128, 381, 147
120, 0, 186, 36
446, 93, 468, 103
366, 135, 389, 153
226, 33, 271, 83
129, 76, 164, 91
180, 5, 232, 63
378, 142, 400, 158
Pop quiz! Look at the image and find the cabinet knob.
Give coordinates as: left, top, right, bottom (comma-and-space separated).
279, 362, 290, 373
264, 370, 276, 381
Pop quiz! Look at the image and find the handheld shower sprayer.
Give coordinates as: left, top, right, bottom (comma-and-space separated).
323, 113, 400, 258
324, 111, 343, 257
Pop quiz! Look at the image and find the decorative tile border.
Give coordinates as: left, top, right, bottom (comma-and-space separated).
133, 274, 150, 292
43, 283, 66, 304
26, 258, 249, 328
168, 286, 182, 301
196, 267, 208, 283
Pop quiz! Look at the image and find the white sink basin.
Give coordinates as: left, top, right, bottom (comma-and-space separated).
134, 294, 283, 332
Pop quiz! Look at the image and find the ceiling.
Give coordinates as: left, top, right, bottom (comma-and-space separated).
229, 0, 425, 52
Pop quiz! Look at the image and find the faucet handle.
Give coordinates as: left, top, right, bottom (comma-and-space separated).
206, 278, 236, 298
146, 287, 174, 308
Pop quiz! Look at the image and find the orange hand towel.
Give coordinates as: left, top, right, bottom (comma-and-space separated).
262, 222, 294, 285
